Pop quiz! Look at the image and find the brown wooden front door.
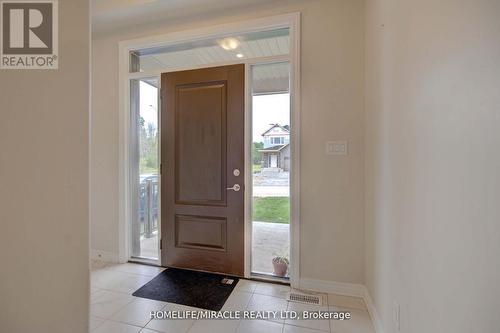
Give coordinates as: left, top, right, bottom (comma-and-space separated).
160, 64, 245, 276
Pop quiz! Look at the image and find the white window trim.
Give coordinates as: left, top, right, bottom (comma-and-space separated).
118, 13, 301, 287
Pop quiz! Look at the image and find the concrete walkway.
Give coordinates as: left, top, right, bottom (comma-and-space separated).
139, 233, 158, 259
252, 221, 290, 275
253, 186, 289, 197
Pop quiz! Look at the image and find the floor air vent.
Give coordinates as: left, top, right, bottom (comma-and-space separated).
288, 292, 322, 306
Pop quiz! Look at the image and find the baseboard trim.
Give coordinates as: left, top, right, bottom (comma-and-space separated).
90, 249, 119, 263
299, 278, 385, 333
363, 287, 385, 333
299, 277, 365, 297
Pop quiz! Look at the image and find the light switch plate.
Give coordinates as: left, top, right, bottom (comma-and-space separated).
326, 141, 348, 155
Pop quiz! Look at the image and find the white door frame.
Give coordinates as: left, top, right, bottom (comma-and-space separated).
118, 13, 301, 287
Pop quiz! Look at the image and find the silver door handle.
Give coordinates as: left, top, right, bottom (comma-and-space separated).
226, 184, 241, 192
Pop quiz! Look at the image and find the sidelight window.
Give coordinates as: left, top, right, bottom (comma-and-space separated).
130, 78, 160, 260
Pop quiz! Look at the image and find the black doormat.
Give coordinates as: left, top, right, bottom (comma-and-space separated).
132, 268, 239, 311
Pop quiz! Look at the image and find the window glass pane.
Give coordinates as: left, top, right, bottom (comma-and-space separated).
130, 78, 159, 260
129, 28, 290, 73
251, 62, 290, 277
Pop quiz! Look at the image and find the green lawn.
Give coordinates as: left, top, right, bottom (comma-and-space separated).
252, 197, 290, 224
253, 164, 262, 174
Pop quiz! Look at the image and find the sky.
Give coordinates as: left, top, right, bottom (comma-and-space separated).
139, 81, 159, 131
252, 93, 290, 142
139, 81, 290, 142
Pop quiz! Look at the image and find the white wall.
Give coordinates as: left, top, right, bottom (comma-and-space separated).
365, 0, 500, 332
91, 0, 366, 284
91, 36, 120, 259
0, 1, 90, 332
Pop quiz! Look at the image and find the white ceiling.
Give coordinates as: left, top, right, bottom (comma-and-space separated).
139, 36, 289, 70
136, 32, 290, 94
92, 0, 284, 33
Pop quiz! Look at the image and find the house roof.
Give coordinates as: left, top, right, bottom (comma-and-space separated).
261, 124, 290, 136
258, 144, 289, 152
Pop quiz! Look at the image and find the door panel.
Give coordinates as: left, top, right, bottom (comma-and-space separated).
175, 82, 227, 205
161, 64, 245, 276
175, 215, 227, 251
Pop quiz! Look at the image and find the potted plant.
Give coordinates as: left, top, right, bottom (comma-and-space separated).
272, 256, 289, 277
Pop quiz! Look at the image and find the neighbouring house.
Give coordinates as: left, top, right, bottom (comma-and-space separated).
259, 124, 290, 171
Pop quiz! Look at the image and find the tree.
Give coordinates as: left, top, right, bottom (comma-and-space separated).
139, 117, 158, 174
252, 142, 264, 165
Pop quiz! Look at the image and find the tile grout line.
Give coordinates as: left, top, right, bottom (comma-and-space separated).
104, 317, 144, 329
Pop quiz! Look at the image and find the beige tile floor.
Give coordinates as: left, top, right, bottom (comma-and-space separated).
90, 262, 375, 333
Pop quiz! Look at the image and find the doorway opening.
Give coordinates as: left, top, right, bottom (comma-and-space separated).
120, 14, 300, 284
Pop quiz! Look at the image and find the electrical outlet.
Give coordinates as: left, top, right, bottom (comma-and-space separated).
326, 141, 348, 155
393, 301, 400, 331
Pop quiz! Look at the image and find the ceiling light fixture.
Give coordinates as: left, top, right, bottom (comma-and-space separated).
236, 53, 244, 58
218, 37, 240, 50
